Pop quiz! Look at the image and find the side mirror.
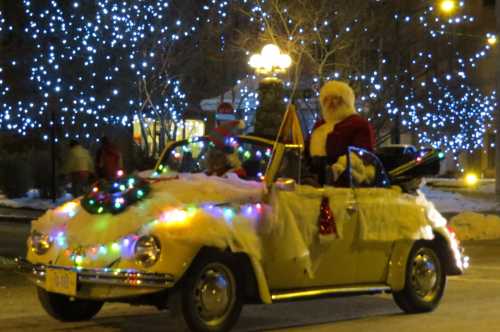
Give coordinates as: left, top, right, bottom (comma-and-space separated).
275, 178, 296, 192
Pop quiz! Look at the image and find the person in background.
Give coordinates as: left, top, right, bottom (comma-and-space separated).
96, 136, 123, 180
206, 121, 247, 178
63, 139, 94, 197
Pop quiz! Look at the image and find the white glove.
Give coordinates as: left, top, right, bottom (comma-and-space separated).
331, 155, 347, 182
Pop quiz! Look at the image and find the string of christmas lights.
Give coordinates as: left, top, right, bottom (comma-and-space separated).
0, 0, 234, 140
48, 200, 265, 267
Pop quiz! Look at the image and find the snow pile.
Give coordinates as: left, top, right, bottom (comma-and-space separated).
0, 256, 14, 269
419, 185, 500, 213
449, 212, 500, 241
0, 190, 72, 211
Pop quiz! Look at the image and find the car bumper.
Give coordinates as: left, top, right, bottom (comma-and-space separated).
15, 258, 176, 298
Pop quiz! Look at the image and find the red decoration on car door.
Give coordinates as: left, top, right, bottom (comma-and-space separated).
318, 196, 338, 239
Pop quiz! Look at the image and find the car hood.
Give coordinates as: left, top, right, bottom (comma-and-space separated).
31, 173, 265, 247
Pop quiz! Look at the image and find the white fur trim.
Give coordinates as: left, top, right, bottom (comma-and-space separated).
310, 122, 335, 157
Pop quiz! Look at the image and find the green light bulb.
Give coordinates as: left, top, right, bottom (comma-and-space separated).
75, 255, 83, 265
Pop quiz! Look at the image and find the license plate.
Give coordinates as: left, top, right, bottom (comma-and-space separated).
46, 269, 77, 296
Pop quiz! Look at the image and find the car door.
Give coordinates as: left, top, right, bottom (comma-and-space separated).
347, 147, 395, 284
262, 148, 359, 289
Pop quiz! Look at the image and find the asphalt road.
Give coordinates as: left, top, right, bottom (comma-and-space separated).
1, 221, 500, 331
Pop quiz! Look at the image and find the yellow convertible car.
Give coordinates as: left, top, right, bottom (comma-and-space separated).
18, 135, 467, 332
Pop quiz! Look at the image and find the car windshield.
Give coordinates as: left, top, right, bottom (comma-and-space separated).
157, 136, 274, 182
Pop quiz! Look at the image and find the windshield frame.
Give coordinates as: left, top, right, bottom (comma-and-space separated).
154, 135, 283, 183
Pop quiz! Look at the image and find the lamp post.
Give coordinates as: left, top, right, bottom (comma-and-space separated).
249, 44, 292, 76
248, 44, 292, 138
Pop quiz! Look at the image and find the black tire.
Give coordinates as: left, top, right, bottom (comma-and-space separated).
37, 287, 103, 322
168, 252, 243, 332
393, 241, 447, 313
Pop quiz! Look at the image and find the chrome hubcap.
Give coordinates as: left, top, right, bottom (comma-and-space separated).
411, 248, 440, 301
193, 263, 235, 326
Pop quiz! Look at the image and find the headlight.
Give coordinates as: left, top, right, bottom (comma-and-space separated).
134, 236, 161, 267
30, 231, 52, 255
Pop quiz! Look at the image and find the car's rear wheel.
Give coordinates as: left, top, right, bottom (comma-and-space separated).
37, 287, 103, 321
168, 252, 243, 332
393, 241, 446, 313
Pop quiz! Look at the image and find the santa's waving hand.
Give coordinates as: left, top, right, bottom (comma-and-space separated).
309, 81, 376, 186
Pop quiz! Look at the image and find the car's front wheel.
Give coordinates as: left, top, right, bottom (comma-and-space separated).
393, 241, 446, 313
37, 287, 103, 321
168, 252, 243, 332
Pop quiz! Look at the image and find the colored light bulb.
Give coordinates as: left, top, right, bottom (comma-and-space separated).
74, 255, 83, 265
111, 242, 121, 252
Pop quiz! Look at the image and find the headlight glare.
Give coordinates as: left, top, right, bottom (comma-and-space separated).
134, 236, 161, 267
30, 231, 52, 255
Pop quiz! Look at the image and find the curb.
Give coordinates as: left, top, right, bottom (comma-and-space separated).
442, 211, 500, 220
0, 208, 44, 224
0, 216, 37, 224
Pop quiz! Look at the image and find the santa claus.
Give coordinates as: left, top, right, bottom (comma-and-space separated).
310, 81, 376, 186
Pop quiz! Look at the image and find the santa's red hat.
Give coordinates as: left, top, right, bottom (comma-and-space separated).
310, 81, 357, 157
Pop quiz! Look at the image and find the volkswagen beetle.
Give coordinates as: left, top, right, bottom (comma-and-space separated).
18, 135, 467, 332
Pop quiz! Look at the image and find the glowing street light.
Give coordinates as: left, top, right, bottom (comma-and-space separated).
439, 0, 457, 14
249, 44, 292, 76
487, 33, 497, 46
465, 173, 479, 186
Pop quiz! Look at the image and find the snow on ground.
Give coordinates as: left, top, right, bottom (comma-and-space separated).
0, 256, 14, 269
421, 179, 500, 240
0, 190, 73, 211
420, 186, 500, 213
449, 212, 500, 241
420, 178, 500, 214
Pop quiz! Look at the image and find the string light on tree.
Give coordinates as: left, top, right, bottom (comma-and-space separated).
0, 1, 235, 140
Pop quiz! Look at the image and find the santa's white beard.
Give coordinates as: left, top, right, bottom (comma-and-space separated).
321, 104, 355, 124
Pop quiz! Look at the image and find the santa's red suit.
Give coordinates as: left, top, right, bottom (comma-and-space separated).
310, 81, 375, 185
312, 114, 375, 165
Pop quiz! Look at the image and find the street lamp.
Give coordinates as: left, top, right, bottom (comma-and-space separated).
249, 44, 292, 77
439, 0, 457, 14
487, 33, 497, 46
248, 44, 292, 138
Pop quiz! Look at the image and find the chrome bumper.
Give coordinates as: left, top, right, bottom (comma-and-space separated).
15, 258, 175, 289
